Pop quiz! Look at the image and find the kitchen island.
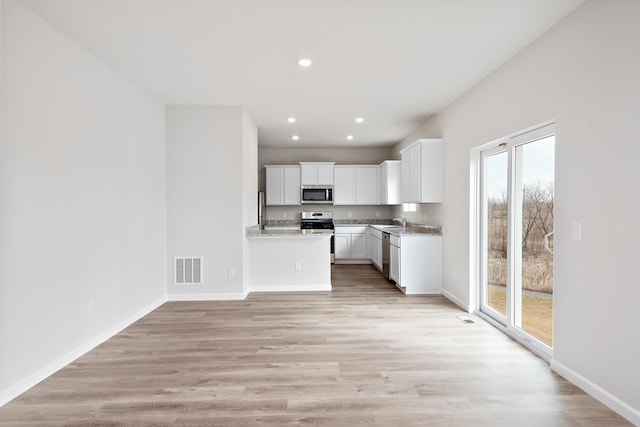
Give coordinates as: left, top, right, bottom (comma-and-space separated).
246, 226, 332, 292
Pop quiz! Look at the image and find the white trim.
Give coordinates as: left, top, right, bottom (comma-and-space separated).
249, 284, 332, 293
441, 289, 471, 312
334, 260, 371, 265
550, 359, 640, 426
167, 292, 248, 301
475, 310, 551, 362
0, 296, 167, 408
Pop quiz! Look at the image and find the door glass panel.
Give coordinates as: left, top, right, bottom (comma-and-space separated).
484, 151, 508, 318
514, 136, 555, 346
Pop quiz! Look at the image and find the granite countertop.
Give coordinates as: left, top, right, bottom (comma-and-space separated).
368, 224, 442, 236
246, 225, 332, 239
334, 220, 442, 236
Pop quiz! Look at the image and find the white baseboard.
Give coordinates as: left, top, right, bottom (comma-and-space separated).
167, 292, 248, 301
550, 359, 640, 425
249, 283, 332, 293
0, 296, 167, 408
441, 288, 471, 312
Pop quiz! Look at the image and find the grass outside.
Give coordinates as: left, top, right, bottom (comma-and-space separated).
487, 284, 553, 346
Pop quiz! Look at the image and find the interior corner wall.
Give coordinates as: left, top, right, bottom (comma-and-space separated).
0, 0, 167, 405
392, 0, 640, 419
241, 110, 258, 295
166, 106, 248, 299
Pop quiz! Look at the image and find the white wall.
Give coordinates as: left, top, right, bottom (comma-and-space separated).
242, 110, 258, 295
166, 106, 256, 299
392, 0, 640, 420
0, 0, 167, 405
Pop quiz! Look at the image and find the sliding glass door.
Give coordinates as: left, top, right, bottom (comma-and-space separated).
479, 124, 555, 354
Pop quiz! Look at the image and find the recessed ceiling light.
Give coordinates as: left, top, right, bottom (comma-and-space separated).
287, 117, 296, 123
355, 117, 365, 124
346, 135, 354, 140
298, 58, 312, 67
292, 135, 300, 141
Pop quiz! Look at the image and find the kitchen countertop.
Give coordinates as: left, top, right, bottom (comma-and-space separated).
334, 222, 442, 236
246, 225, 332, 239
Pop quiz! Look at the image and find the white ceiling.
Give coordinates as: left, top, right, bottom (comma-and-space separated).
18, 0, 585, 148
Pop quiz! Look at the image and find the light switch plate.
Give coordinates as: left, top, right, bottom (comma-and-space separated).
571, 222, 582, 240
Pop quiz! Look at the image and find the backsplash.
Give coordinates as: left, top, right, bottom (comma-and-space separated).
265, 205, 393, 221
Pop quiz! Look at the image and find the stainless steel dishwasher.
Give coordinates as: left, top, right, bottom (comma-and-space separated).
382, 232, 391, 280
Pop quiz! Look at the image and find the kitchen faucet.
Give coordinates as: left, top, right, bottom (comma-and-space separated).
392, 215, 407, 228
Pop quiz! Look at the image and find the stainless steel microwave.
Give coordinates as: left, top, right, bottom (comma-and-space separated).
301, 185, 333, 204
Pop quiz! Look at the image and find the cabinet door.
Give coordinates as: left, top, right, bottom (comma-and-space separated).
378, 163, 387, 205
350, 233, 367, 259
355, 167, 378, 205
390, 244, 400, 283
401, 149, 412, 202
283, 167, 301, 205
333, 167, 355, 205
265, 167, 283, 205
419, 140, 443, 202
402, 144, 422, 203
334, 234, 350, 259
409, 145, 421, 202
300, 165, 316, 185
386, 161, 402, 205
317, 164, 334, 185
371, 236, 382, 269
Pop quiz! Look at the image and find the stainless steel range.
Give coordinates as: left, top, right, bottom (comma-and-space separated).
301, 211, 335, 263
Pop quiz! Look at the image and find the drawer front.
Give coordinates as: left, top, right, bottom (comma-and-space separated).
390, 235, 400, 247
335, 226, 368, 234
368, 227, 383, 239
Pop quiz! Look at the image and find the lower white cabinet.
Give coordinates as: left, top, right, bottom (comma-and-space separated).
389, 234, 442, 294
335, 226, 368, 260
367, 227, 383, 270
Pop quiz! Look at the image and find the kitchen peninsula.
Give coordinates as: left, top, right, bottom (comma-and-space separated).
246, 226, 332, 292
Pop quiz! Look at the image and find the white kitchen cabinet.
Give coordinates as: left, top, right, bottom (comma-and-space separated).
400, 139, 443, 203
389, 234, 442, 294
378, 160, 402, 205
334, 234, 350, 259
367, 227, 383, 271
335, 226, 368, 260
333, 167, 355, 205
333, 166, 378, 205
265, 165, 300, 205
299, 162, 334, 186
390, 237, 400, 283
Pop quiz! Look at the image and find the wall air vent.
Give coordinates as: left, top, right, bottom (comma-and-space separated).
175, 257, 203, 285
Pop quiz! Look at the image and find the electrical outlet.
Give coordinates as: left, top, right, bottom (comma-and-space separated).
227, 267, 235, 278
348, 212, 352, 218
295, 261, 302, 271
452, 270, 457, 281
87, 301, 95, 315
282, 212, 287, 219
376, 211, 380, 218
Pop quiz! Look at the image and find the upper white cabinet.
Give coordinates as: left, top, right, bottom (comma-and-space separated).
378, 160, 402, 205
400, 139, 443, 203
333, 166, 378, 205
300, 162, 334, 186
265, 165, 301, 205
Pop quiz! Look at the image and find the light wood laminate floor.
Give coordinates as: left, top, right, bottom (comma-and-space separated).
0, 265, 630, 426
